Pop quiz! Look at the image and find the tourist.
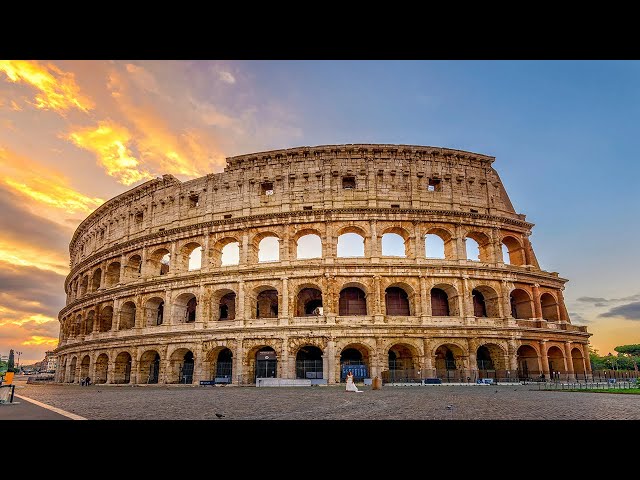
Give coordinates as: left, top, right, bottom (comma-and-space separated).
345, 370, 362, 393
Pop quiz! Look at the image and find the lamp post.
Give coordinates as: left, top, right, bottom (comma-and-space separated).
16, 351, 22, 372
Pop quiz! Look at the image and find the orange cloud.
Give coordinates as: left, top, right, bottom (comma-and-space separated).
21, 335, 58, 347
0, 60, 94, 113
4, 178, 103, 215
67, 120, 153, 185
0, 240, 69, 276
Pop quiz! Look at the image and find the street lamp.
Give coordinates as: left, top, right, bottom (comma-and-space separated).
16, 351, 22, 371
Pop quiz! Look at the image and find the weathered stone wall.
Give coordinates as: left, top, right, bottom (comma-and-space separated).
55, 144, 591, 385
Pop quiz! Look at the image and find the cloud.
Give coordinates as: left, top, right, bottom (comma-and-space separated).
0, 146, 104, 216
0, 261, 66, 317
0, 60, 94, 114
218, 70, 236, 85
21, 335, 59, 347
576, 296, 609, 303
600, 302, 640, 320
568, 312, 591, 323
125, 63, 161, 94
66, 120, 153, 185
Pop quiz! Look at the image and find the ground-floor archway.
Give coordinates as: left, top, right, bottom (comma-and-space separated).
214, 348, 233, 381
68, 357, 77, 383
386, 343, 418, 382
114, 352, 132, 384
139, 350, 161, 384
95, 353, 108, 384
517, 345, 540, 380
434, 344, 464, 382
80, 355, 90, 381
254, 347, 277, 380
168, 349, 195, 384
296, 345, 323, 379
339, 345, 369, 381
572, 347, 586, 378
547, 346, 566, 376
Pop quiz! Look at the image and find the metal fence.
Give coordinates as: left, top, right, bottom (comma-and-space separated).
540, 380, 639, 391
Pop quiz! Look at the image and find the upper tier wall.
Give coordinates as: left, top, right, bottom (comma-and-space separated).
69, 144, 521, 267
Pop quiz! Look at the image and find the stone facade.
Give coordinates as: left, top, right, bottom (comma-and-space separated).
54, 144, 591, 385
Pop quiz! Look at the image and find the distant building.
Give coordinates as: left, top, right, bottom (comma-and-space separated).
44, 351, 57, 372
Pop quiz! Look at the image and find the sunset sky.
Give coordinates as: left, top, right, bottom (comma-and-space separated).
1, 60, 638, 364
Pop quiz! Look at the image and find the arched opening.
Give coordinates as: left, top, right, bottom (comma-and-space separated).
340, 345, 369, 381
337, 232, 365, 257
85, 311, 95, 334
339, 287, 367, 316
80, 355, 90, 380
144, 297, 165, 326
547, 346, 566, 375
215, 348, 233, 381
68, 357, 77, 383
296, 287, 323, 316
184, 244, 203, 271
125, 254, 142, 279
385, 287, 410, 316
173, 293, 197, 323
114, 351, 132, 384
435, 344, 464, 382
472, 285, 501, 318
255, 347, 277, 380
74, 315, 82, 337
425, 233, 445, 259
296, 233, 322, 259
540, 293, 559, 321
258, 236, 280, 262
221, 242, 240, 266
79, 276, 88, 296
99, 306, 113, 332
465, 232, 491, 262
256, 289, 278, 318
119, 302, 136, 330
510, 289, 533, 319
218, 292, 236, 321
95, 353, 109, 384
91, 269, 101, 291
147, 248, 170, 276
139, 350, 161, 384
105, 262, 121, 287
472, 289, 487, 317
465, 237, 480, 261
571, 347, 586, 377
517, 345, 540, 380
381, 232, 406, 257
168, 349, 194, 384
477, 343, 508, 380
476, 345, 494, 370
430, 288, 450, 316
502, 236, 525, 265
387, 344, 417, 382
296, 345, 323, 379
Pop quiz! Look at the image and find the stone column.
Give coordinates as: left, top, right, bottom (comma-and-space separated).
202, 234, 210, 271
423, 339, 435, 378
119, 254, 126, 283
493, 228, 503, 264
140, 248, 147, 278
107, 358, 115, 384
99, 263, 106, 289
532, 284, 543, 319
170, 241, 177, 274
582, 343, 592, 374
164, 289, 173, 325
455, 225, 466, 260
241, 232, 249, 265
237, 281, 245, 321
501, 280, 513, 318
196, 285, 206, 325
192, 344, 203, 384
281, 277, 289, 323
414, 223, 423, 260
461, 277, 473, 318
370, 220, 378, 259
280, 339, 290, 379
507, 340, 519, 372
564, 341, 575, 380
468, 349, 478, 381
234, 339, 244, 385
326, 339, 336, 384
373, 275, 383, 323
420, 276, 431, 321
280, 230, 290, 265
130, 348, 138, 384
539, 341, 550, 378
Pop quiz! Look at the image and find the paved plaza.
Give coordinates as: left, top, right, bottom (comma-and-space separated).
7, 383, 640, 420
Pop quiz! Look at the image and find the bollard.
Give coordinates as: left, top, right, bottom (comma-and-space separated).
372, 376, 382, 390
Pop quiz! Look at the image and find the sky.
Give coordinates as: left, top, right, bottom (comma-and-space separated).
0, 60, 638, 364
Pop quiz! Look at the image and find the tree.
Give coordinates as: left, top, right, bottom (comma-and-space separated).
614, 344, 640, 357
7, 349, 14, 370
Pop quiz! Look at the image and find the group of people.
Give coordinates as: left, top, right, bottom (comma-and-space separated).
80, 376, 91, 386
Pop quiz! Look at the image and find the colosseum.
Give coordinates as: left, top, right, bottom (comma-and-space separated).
54, 144, 592, 386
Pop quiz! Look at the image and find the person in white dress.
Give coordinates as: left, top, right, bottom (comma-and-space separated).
345, 370, 362, 392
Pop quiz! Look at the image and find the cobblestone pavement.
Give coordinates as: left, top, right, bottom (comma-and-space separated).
14, 383, 640, 420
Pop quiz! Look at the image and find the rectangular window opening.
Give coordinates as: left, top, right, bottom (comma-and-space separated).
428, 179, 441, 192
189, 195, 199, 208
303, 206, 313, 211
261, 182, 274, 196
391, 204, 400, 208
223, 214, 232, 219
470, 209, 479, 213
342, 176, 356, 189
